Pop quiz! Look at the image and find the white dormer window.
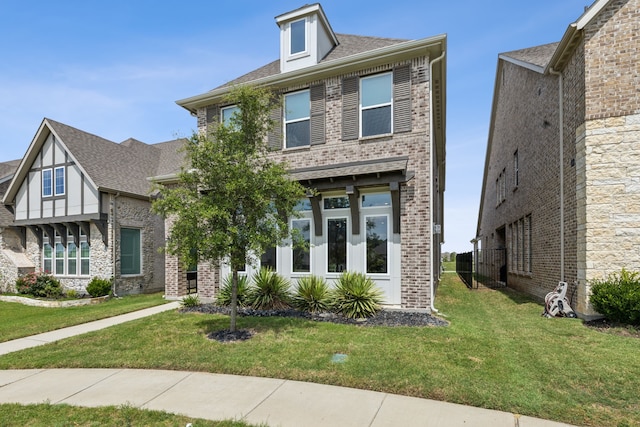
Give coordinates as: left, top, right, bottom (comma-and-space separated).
290, 18, 306, 55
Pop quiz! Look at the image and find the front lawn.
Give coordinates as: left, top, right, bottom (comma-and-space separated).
0, 293, 168, 342
0, 275, 637, 427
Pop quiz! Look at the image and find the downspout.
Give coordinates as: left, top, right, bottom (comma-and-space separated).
549, 68, 565, 281
429, 49, 446, 313
111, 192, 120, 296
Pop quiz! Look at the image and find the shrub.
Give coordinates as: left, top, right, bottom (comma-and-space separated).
16, 272, 63, 298
65, 289, 79, 299
590, 268, 640, 325
216, 274, 250, 307
181, 294, 201, 308
248, 268, 292, 310
333, 271, 384, 319
292, 275, 332, 313
86, 277, 112, 297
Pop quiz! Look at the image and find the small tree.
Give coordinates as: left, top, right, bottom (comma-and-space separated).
153, 85, 305, 332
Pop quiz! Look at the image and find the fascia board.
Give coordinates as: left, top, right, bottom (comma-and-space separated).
176, 34, 446, 112
576, 0, 611, 30
498, 54, 545, 74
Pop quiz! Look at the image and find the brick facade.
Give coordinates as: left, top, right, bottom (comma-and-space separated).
167, 23, 446, 310
477, 0, 639, 317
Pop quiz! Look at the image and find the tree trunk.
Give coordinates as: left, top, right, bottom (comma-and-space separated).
230, 268, 239, 332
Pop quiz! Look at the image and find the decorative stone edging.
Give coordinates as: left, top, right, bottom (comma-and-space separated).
0, 295, 110, 308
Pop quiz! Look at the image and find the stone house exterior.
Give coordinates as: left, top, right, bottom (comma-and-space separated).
161, 4, 447, 310
1, 118, 185, 295
475, 0, 639, 318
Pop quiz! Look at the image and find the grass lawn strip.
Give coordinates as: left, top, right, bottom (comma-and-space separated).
0, 275, 638, 427
0, 293, 168, 342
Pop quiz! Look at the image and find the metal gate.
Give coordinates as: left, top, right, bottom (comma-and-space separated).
477, 248, 507, 289
456, 252, 474, 288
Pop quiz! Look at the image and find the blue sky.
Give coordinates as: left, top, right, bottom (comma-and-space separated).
0, 0, 592, 253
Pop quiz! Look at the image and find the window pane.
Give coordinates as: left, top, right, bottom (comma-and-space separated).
221, 105, 240, 125
327, 218, 347, 273
42, 170, 52, 196
55, 167, 65, 195
294, 199, 312, 211
121, 228, 141, 275
261, 246, 277, 271
362, 193, 391, 207
362, 105, 391, 136
43, 242, 52, 274
292, 219, 310, 272
55, 243, 65, 275
366, 216, 388, 274
324, 196, 349, 209
80, 241, 90, 276
286, 121, 310, 148
290, 19, 305, 54
361, 73, 392, 107
68, 242, 77, 275
285, 91, 309, 121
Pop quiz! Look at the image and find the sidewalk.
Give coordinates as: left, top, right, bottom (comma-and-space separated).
0, 303, 577, 427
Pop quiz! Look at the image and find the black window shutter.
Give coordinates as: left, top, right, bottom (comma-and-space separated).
342, 76, 359, 140
393, 65, 412, 133
310, 83, 326, 146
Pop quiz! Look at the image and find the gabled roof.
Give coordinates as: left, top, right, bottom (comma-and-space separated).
499, 43, 560, 73
177, 32, 445, 112
2, 118, 188, 205
0, 159, 20, 184
216, 34, 408, 90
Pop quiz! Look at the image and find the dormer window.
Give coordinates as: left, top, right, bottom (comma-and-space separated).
290, 19, 306, 55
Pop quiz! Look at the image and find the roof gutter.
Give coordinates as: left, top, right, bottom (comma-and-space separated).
176, 34, 447, 113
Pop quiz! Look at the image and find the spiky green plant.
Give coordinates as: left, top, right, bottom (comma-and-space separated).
248, 268, 291, 310
292, 275, 332, 313
333, 271, 384, 319
216, 274, 250, 307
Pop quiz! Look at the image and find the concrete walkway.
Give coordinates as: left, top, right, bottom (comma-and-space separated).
0, 303, 577, 427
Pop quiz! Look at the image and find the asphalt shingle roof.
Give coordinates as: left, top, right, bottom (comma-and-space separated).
46, 119, 187, 197
217, 33, 408, 89
500, 42, 560, 69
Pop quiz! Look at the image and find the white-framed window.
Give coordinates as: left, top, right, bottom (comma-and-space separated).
43, 241, 53, 273
360, 72, 392, 137
54, 166, 65, 195
121, 228, 141, 275
365, 214, 389, 274
284, 90, 310, 148
290, 18, 306, 55
291, 218, 311, 273
42, 169, 52, 197
323, 195, 350, 210
221, 105, 240, 127
496, 168, 506, 206
361, 192, 391, 208
80, 240, 90, 275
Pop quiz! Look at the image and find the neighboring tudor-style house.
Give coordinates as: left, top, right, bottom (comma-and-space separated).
1, 118, 185, 295
475, 0, 639, 318
160, 4, 447, 310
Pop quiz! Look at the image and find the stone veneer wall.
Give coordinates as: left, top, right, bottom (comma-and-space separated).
114, 196, 165, 295
186, 56, 436, 309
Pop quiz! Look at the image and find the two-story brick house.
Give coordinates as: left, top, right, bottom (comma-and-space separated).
161, 4, 447, 310
475, 0, 639, 318
1, 118, 185, 295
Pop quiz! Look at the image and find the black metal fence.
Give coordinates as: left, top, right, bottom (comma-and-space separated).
476, 248, 507, 289
456, 252, 474, 288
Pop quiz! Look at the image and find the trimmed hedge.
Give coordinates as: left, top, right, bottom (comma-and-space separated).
590, 269, 640, 325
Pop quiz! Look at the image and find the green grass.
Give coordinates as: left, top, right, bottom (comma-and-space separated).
1, 275, 638, 427
0, 293, 168, 342
442, 260, 456, 272
0, 402, 259, 426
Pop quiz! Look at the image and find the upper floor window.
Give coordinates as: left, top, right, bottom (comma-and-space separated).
290, 18, 306, 55
360, 72, 392, 137
221, 105, 240, 127
284, 90, 310, 148
513, 150, 519, 189
54, 167, 65, 195
42, 169, 52, 197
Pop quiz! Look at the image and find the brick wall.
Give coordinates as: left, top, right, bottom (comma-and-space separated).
183, 56, 438, 309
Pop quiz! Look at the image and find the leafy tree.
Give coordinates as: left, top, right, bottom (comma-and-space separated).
153, 85, 306, 332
